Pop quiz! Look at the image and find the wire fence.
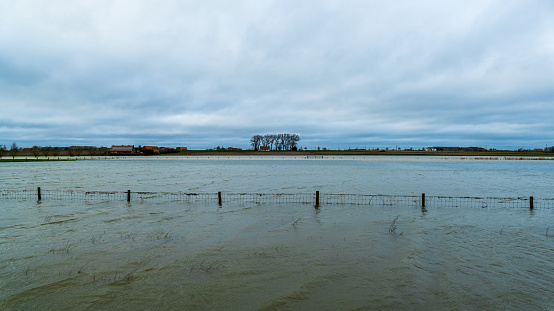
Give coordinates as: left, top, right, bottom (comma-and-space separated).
1, 189, 553, 209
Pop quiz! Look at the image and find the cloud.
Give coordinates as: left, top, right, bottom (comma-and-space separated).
1, 0, 553, 149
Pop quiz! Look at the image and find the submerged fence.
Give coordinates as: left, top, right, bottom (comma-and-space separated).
1, 188, 553, 209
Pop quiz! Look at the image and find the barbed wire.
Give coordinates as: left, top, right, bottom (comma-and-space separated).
1, 189, 553, 208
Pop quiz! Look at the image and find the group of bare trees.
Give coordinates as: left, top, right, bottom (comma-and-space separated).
0, 144, 9, 159
250, 134, 300, 151
0, 143, 19, 160
58, 146, 110, 157
31, 146, 56, 158
0, 143, 112, 159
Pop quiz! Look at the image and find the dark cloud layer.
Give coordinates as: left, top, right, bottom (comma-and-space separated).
1, 0, 553, 149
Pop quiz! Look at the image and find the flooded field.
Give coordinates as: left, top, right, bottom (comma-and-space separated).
2, 155, 554, 197
1, 199, 553, 310
1, 157, 553, 310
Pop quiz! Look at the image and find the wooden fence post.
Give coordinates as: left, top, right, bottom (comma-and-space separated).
127, 190, 131, 202
37, 187, 41, 201
422, 193, 425, 208
315, 191, 320, 206
530, 196, 534, 210
218, 192, 222, 206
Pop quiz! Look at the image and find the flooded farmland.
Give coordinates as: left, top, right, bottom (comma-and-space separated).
1, 157, 553, 310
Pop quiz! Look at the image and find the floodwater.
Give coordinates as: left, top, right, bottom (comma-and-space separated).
1, 157, 553, 310
1, 155, 554, 196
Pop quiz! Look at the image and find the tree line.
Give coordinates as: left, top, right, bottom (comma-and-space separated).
250, 134, 300, 151
0, 143, 21, 160
0, 143, 112, 159
0, 143, 188, 159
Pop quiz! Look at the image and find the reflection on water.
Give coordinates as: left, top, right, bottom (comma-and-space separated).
1, 199, 552, 310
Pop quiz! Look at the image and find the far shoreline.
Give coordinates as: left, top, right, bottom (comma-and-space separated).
162, 149, 554, 157
3, 149, 554, 161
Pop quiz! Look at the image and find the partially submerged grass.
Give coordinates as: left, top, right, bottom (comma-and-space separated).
122, 265, 141, 281
87, 265, 143, 285
148, 230, 173, 241
389, 215, 399, 234
77, 262, 89, 274
247, 245, 284, 258
189, 259, 224, 273
119, 232, 138, 241
49, 242, 74, 254
91, 234, 103, 244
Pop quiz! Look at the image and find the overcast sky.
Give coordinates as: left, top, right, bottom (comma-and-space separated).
1, 0, 553, 150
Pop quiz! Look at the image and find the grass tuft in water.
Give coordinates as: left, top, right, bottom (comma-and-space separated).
49, 242, 74, 254
389, 215, 399, 234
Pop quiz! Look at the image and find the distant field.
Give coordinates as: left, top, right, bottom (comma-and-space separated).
4, 149, 553, 158
166, 149, 554, 157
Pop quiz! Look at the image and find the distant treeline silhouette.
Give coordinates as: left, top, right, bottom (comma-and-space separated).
250, 134, 300, 151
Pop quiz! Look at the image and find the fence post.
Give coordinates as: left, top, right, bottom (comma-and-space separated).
422, 193, 425, 208
218, 191, 222, 206
37, 187, 41, 201
530, 196, 534, 210
127, 190, 131, 202
315, 191, 320, 206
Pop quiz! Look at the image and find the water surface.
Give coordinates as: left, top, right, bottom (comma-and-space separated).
2, 156, 553, 197
1, 157, 553, 310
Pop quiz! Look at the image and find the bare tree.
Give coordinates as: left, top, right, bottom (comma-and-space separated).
41, 146, 52, 159
250, 135, 263, 151
0, 144, 6, 159
87, 147, 98, 158
285, 134, 300, 150
9, 142, 18, 160
31, 146, 41, 159
99, 147, 109, 157
275, 134, 284, 151
262, 135, 272, 150
51, 147, 61, 158
269, 134, 278, 150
